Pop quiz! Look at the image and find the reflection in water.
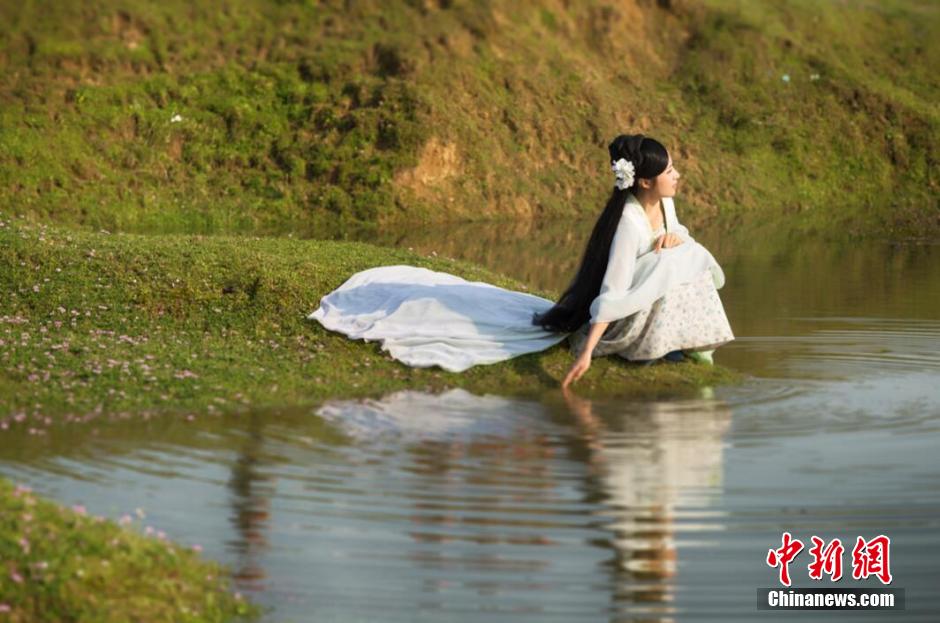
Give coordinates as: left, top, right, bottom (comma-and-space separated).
563, 388, 731, 618
227, 410, 273, 591
313, 387, 732, 621
315, 389, 548, 442
309, 389, 601, 619
365, 217, 589, 296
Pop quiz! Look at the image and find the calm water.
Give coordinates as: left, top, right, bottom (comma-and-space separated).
2, 218, 939, 622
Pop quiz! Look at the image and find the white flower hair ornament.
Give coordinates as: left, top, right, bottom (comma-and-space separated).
611, 158, 635, 190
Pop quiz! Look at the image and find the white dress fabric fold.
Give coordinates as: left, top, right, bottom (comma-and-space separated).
570, 268, 734, 361
576, 192, 734, 360
308, 265, 569, 372
589, 193, 725, 324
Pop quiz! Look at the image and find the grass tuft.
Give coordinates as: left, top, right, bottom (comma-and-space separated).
0, 478, 263, 622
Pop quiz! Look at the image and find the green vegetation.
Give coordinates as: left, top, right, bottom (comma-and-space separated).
0, 478, 262, 622
677, 0, 939, 237
1, 0, 936, 238
0, 213, 737, 423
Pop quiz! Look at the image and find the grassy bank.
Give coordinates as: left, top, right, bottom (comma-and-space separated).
0, 212, 738, 426
1, 0, 936, 238
0, 478, 261, 622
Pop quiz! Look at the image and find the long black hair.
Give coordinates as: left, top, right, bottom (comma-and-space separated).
532, 134, 670, 333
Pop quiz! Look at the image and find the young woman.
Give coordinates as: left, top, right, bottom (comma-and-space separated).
532, 134, 734, 388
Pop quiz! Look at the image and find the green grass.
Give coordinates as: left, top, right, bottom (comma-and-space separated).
0, 212, 738, 423
0, 0, 936, 238
0, 478, 262, 622
673, 0, 939, 236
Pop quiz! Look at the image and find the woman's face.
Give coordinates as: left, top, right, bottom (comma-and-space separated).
642, 155, 681, 198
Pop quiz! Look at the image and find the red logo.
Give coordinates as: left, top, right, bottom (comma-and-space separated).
767, 533, 892, 586
808, 536, 844, 581
766, 531, 804, 587
851, 535, 892, 585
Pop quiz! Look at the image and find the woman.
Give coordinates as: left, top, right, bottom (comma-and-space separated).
310, 133, 732, 382
532, 134, 734, 388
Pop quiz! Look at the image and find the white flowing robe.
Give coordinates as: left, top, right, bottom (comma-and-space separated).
589, 193, 725, 324
308, 265, 569, 372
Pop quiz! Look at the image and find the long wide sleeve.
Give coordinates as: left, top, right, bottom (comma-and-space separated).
589, 212, 642, 324
588, 196, 726, 324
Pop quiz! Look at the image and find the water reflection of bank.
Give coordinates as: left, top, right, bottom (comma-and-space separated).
228, 410, 275, 591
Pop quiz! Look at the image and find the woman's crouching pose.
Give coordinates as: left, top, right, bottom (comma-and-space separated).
531, 134, 734, 388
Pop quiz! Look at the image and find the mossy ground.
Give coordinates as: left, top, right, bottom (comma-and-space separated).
1, 0, 936, 239
1, 212, 738, 427
0, 478, 262, 622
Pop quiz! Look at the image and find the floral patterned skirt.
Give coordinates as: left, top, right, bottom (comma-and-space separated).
568, 269, 735, 361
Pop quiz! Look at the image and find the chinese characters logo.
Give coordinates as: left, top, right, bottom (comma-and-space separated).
767, 532, 892, 586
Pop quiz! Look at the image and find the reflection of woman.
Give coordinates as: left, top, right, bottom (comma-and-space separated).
562, 386, 731, 606
532, 135, 734, 388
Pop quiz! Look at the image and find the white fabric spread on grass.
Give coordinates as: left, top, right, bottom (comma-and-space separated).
308, 265, 569, 372
308, 193, 728, 372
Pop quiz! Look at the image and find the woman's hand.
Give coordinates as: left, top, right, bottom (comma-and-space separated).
654, 233, 684, 253
564, 321, 607, 389
562, 352, 592, 389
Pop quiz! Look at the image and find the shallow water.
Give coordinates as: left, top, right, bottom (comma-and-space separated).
2, 220, 939, 622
